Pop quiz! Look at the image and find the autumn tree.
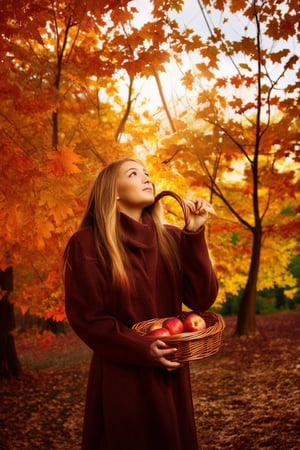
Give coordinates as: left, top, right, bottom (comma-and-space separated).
155, 0, 300, 334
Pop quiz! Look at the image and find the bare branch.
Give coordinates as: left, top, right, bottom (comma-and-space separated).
115, 74, 134, 142
151, 65, 177, 133
199, 154, 254, 232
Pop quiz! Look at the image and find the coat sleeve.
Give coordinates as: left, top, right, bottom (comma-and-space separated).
178, 226, 219, 312
64, 234, 154, 367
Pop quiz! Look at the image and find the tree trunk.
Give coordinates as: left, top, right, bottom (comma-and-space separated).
0, 267, 21, 378
235, 229, 262, 336
52, 109, 59, 149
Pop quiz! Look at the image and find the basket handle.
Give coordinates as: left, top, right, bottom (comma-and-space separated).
154, 190, 190, 227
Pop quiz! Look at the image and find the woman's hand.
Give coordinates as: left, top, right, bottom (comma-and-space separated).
185, 198, 216, 231
149, 340, 182, 371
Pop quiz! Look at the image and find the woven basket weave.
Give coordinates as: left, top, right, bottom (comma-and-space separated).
132, 311, 225, 362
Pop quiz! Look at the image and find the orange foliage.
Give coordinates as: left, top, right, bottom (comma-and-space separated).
46, 146, 83, 176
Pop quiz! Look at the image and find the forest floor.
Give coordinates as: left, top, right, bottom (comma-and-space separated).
0, 311, 299, 450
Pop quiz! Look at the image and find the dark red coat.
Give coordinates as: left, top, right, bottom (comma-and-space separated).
65, 212, 218, 450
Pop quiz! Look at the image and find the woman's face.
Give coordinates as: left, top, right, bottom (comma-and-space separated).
116, 160, 155, 220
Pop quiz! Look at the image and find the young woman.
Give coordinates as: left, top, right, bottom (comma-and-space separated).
63, 157, 218, 450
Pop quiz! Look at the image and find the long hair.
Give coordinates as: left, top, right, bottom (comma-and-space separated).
64, 158, 180, 291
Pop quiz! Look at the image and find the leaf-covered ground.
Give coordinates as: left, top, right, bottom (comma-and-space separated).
0, 312, 299, 450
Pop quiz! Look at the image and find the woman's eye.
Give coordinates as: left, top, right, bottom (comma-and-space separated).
129, 171, 137, 177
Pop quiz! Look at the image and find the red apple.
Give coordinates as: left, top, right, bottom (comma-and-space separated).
163, 317, 184, 335
183, 313, 206, 332
147, 327, 171, 337
148, 320, 164, 332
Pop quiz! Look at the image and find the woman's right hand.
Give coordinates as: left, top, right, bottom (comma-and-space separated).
149, 339, 183, 371
185, 198, 216, 231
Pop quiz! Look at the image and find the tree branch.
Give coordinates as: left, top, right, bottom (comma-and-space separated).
115, 74, 134, 142
151, 65, 177, 133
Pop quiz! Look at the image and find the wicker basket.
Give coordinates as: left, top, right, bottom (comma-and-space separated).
132, 311, 225, 362
133, 191, 224, 362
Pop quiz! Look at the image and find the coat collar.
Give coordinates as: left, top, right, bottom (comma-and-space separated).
120, 212, 156, 249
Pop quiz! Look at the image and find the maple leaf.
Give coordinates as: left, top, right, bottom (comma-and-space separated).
38, 185, 75, 225
196, 62, 215, 80
228, 97, 243, 111
239, 102, 256, 114
269, 48, 290, 64
230, 0, 248, 13
181, 70, 194, 89
110, 6, 134, 24
230, 75, 242, 88
266, 15, 296, 40
216, 78, 227, 88
46, 146, 82, 176
244, 76, 256, 88
237, 36, 256, 55
201, 45, 219, 69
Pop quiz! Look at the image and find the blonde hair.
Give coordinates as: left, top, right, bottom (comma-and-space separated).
65, 158, 180, 292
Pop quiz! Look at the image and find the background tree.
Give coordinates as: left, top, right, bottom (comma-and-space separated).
155, 0, 300, 334
0, 267, 21, 378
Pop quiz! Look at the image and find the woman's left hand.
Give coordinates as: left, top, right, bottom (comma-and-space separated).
185, 198, 216, 231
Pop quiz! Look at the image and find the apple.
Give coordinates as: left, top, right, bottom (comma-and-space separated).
147, 327, 171, 337
163, 317, 184, 335
183, 312, 206, 332
148, 320, 164, 332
